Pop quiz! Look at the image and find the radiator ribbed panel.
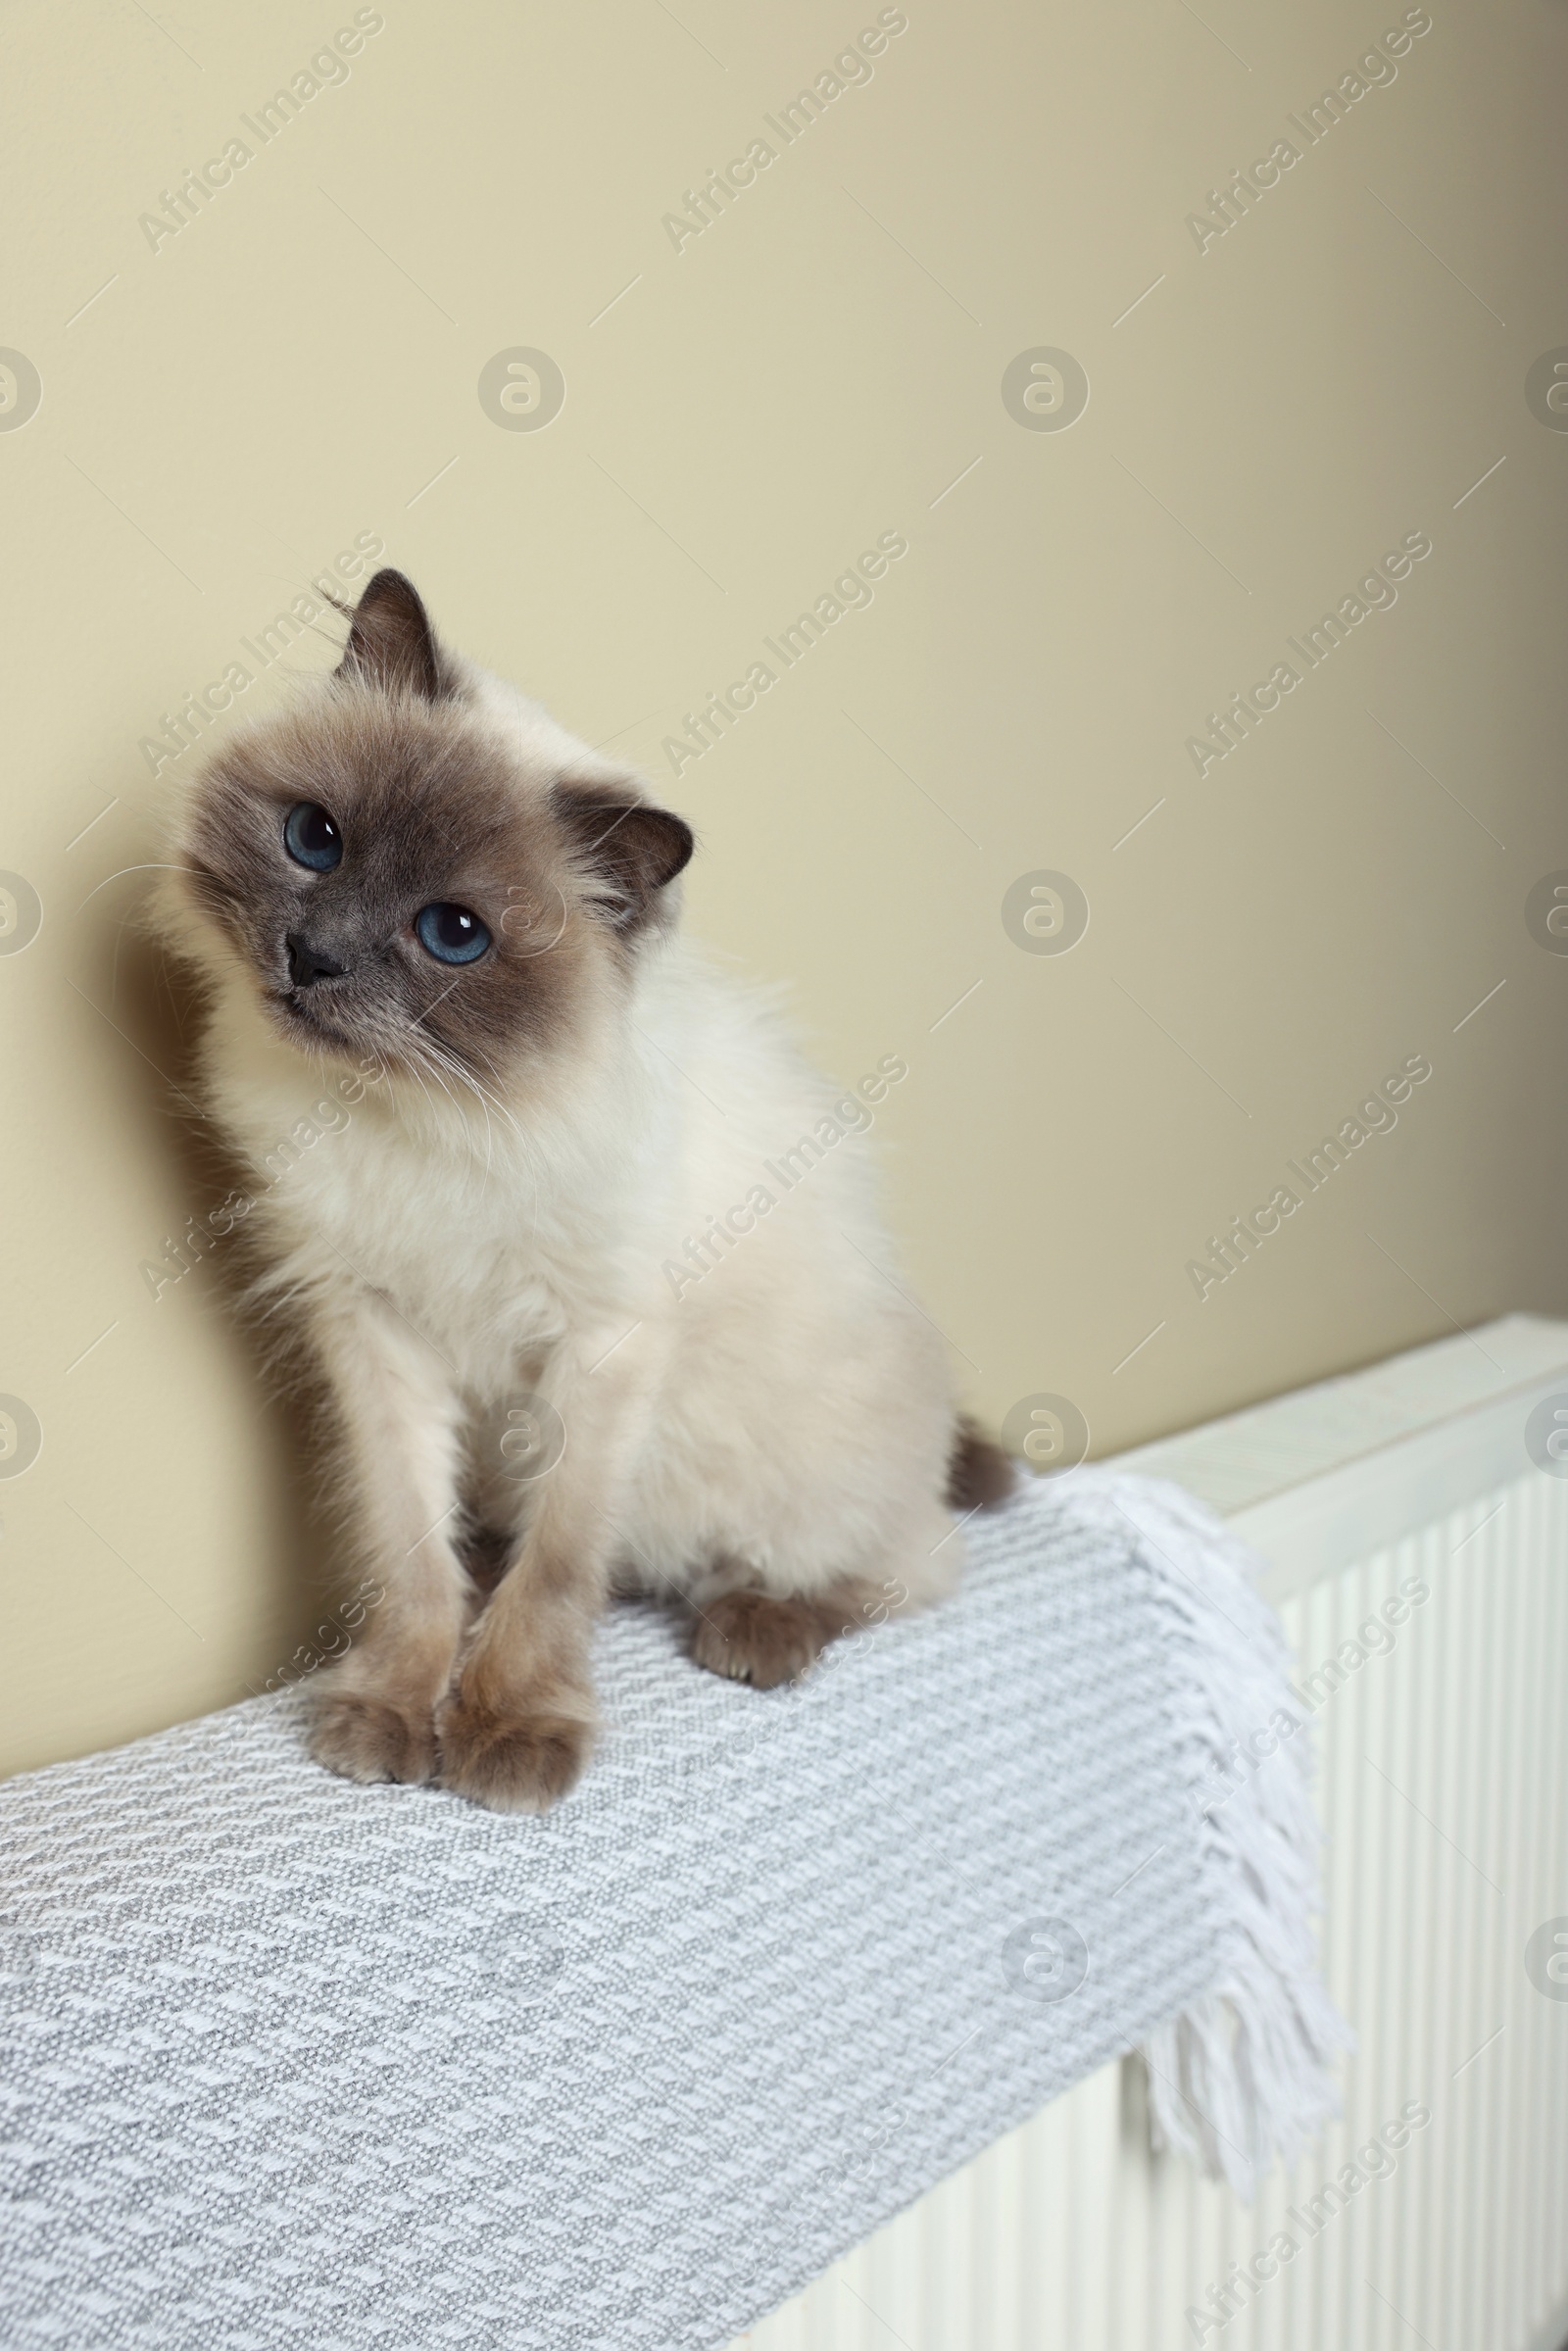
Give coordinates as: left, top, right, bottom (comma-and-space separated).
733, 1469, 1568, 2351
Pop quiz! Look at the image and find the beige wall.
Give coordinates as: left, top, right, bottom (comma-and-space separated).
4, 0, 1565, 1777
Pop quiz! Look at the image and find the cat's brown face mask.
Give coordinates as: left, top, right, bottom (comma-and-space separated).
178, 569, 693, 1080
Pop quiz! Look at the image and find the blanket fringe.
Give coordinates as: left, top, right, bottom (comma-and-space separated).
1060, 1471, 1352, 2201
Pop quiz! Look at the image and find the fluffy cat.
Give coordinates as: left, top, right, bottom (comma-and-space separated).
155, 569, 1011, 1813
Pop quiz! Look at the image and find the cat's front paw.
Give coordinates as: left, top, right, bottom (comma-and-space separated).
437, 1694, 593, 1814
309, 1688, 438, 1788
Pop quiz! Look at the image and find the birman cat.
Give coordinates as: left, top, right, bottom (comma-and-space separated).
157, 569, 1010, 1813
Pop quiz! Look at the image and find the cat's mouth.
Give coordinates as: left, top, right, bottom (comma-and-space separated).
270, 987, 361, 1052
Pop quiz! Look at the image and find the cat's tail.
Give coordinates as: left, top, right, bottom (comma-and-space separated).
946, 1415, 1017, 1512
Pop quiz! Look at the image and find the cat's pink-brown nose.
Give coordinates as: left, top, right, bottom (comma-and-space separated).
286, 933, 347, 988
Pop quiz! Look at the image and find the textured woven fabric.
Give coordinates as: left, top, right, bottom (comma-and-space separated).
0, 1472, 1337, 2349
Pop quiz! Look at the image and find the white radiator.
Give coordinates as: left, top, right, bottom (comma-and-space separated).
731, 1315, 1568, 2351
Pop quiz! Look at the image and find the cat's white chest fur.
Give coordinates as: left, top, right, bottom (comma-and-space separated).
201, 978, 651, 1387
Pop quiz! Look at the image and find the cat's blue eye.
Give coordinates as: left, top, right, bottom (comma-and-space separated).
283, 803, 343, 871
415, 903, 491, 964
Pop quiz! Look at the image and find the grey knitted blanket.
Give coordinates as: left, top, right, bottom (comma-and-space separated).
0, 1472, 1345, 2350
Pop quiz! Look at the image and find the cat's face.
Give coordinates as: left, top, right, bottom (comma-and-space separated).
172, 571, 693, 1086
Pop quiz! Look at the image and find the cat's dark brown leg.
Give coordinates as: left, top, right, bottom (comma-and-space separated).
305, 1293, 470, 1788
436, 1347, 647, 1812
437, 1545, 600, 1810
690, 1577, 902, 1689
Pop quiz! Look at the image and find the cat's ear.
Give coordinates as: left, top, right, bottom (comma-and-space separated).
553, 785, 694, 931
335, 568, 446, 701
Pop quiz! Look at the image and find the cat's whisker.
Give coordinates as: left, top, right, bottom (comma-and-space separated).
447, 1058, 519, 1146
400, 1054, 447, 1138
414, 1052, 470, 1137
413, 1038, 510, 1186
416, 1030, 523, 1149
410, 1049, 500, 1200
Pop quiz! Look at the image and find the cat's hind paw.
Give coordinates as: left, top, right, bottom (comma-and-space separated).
690, 1590, 836, 1689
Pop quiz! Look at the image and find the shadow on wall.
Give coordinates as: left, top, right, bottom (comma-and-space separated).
110, 914, 338, 1685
